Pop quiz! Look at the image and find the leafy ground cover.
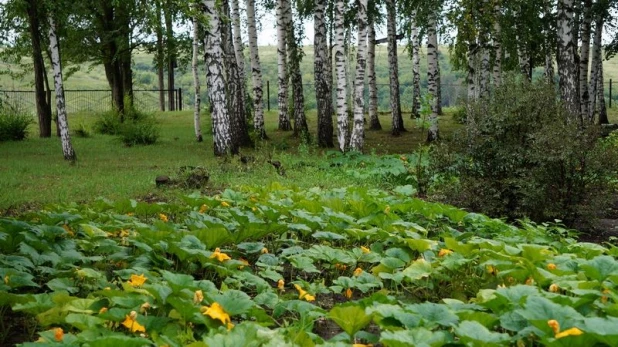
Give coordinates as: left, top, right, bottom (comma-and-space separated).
0, 109, 462, 213
2, 184, 618, 346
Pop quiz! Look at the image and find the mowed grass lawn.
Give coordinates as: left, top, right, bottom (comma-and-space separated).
0, 109, 462, 213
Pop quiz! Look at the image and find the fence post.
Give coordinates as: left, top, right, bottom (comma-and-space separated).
267, 80, 270, 111
178, 88, 182, 111
610, 79, 612, 109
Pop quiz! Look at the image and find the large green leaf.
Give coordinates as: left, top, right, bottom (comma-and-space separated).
381, 328, 450, 347
455, 320, 510, 346
328, 304, 372, 338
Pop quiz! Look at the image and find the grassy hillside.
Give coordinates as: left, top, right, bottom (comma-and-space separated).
1, 45, 617, 114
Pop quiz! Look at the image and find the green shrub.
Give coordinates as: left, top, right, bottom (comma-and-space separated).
0, 103, 32, 141
431, 75, 618, 225
119, 117, 159, 146
73, 122, 93, 138
94, 103, 159, 146
94, 110, 122, 135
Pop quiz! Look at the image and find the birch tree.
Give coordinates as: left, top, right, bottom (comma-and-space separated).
579, 0, 592, 119
203, 0, 234, 155
286, 4, 309, 137
492, 2, 502, 87
368, 19, 381, 130
48, 15, 76, 162
427, 10, 439, 142
314, 0, 334, 147
192, 12, 203, 142
276, 0, 292, 130
246, 0, 266, 139
557, 0, 580, 121
411, 11, 422, 118
350, 0, 369, 152
386, 0, 405, 135
334, 0, 348, 151
222, 0, 252, 148
589, 15, 602, 122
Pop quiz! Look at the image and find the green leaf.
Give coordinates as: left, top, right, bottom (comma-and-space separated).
408, 303, 459, 328
381, 328, 450, 347
81, 335, 152, 347
580, 255, 618, 282
328, 304, 372, 339
312, 231, 347, 241
402, 258, 433, 281
455, 320, 510, 346
65, 313, 106, 331
214, 290, 254, 316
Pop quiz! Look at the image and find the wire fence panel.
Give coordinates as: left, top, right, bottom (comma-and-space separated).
0, 89, 183, 115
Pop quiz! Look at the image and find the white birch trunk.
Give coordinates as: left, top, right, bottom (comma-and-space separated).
386, 0, 404, 134
579, 0, 592, 120
427, 12, 439, 142
315, 0, 334, 147
411, 12, 421, 118
48, 16, 76, 162
334, 0, 348, 152
589, 17, 602, 122
368, 19, 381, 130
349, 0, 368, 152
557, 0, 580, 121
467, 43, 478, 104
276, 0, 291, 130
492, 4, 502, 87
246, 0, 266, 139
597, 54, 608, 124
230, 0, 245, 84
203, 0, 234, 155
192, 15, 203, 142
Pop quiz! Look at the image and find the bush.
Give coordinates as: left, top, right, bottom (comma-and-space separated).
94, 110, 122, 135
120, 118, 159, 146
73, 122, 93, 138
0, 103, 32, 141
94, 104, 159, 146
431, 76, 618, 225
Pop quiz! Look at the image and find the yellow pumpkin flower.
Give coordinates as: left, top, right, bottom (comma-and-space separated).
294, 284, 316, 302
261, 247, 269, 254
128, 274, 147, 287
126, 212, 134, 216
122, 311, 146, 333
194, 290, 204, 304
353, 268, 363, 277
201, 302, 231, 326
353, 344, 373, 347
4, 275, 9, 285
486, 265, 498, 275
140, 302, 151, 313
119, 229, 129, 238
555, 327, 583, 339
525, 277, 535, 285
238, 258, 249, 269
334, 263, 347, 271
438, 249, 453, 257
159, 213, 168, 222
549, 283, 560, 293
62, 224, 74, 237
210, 248, 231, 262
221, 201, 230, 207
548, 320, 560, 335
399, 155, 408, 162
277, 279, 285, 290
360, 246, 371, 254
345, 288, 353, 299
602, 289, 611, 303
199, 204, 208, 213
54, 327, 64, 342
497, 283, 506, 289
384, 205, 391, 214
99, 307, 108, 314
547, 263, 557, 270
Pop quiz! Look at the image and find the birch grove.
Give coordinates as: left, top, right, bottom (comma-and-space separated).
334, 0, 348, 152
